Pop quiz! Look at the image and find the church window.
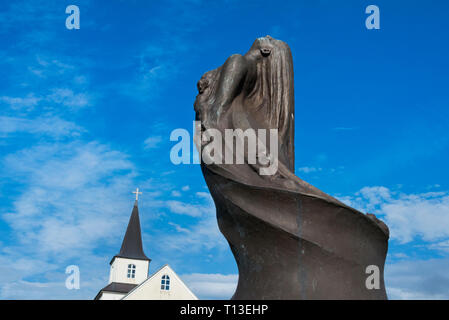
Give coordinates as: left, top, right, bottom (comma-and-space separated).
161, 274, 170, 290
127, 264, 136, 278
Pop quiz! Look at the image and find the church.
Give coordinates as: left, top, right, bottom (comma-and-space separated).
95, 189, 198, 300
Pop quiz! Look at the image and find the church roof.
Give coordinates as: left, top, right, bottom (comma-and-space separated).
94, 282, 138, 300
111, 200, 150, 264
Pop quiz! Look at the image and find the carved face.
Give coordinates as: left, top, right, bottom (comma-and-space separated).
193, 35, 295, 171
247, 36, 275, 60
194, 69, 218, 126
197, 78, 209, 94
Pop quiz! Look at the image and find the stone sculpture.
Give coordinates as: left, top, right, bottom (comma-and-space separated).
193, 36, 389, 299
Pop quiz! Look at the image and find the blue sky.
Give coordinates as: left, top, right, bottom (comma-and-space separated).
0, 0, 448, 299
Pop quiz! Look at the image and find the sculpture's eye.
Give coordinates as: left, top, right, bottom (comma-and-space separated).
260, 47, 271, 57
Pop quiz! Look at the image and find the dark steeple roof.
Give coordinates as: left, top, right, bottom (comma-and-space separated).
111, 200, 150, 264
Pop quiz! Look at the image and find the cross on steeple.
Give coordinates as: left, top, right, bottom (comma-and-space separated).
112, 189, 150, 263
132, 188, 142, 201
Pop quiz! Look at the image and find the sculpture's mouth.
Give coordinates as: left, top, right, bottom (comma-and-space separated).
260, 47, 271, 57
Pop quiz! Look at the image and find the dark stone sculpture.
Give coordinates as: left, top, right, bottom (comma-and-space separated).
194, 36, 389, 299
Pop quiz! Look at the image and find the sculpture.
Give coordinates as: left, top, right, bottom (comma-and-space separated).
194, 36, 389, 299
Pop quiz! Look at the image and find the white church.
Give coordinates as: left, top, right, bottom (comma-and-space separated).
95, 190, 198, 300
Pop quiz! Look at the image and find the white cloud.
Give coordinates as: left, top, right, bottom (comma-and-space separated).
333, 127, 356, 131
171, 190, 181, 197
297, 166, 344, 175
47, 88, 90, 109
36, 57, 75, 74
143, 136, 163, 149
339, 186, 449, 243
120, 38, 195, 101
2, 55, 93, 122
196, 191, 211, 199
168, 222, 190, 234
386, 259, 449, 299
181, 273, 238, 300
383, 193, 449, 243
156, 193, 225, 253
0, 94, 40, 110
0, 137, 142, 299
0, 254, 108, 299
1, 280, 91, 299
167, 215, 225, 252
165, 200, 209, 217
24, 56, 78, 79
428, 240, 449, 253
297, 166, 322, 174
165, 191, 214, 217
181, 185, 190, 191
0, 116, 84, 138
392, 253, 409, 259
2, 141, 136, 257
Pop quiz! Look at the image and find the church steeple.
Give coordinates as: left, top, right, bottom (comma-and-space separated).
115, 200, 150, 261
95, 188, 198, 300
110, 191, 150, 265
96, 190, 151, 299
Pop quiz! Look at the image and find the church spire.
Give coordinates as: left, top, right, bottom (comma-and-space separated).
112, 195, 150, 263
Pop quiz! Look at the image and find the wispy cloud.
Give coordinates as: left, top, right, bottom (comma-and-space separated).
0, 253, 108, 299
165, 198, 213, 218
168, 222, 190, 234
181, 273, 238, 300
386, 259, 449, 299
297, 166, 344, 175
171, 190, 181, 197
333, 127, 357, 131
143, 136, 163, 150
120, 43, 183, 101
0, 135, 142, 299
47, 88, 91, 110
0, 94, 40, 110
0, 116, 84, 138
339, 186, 449, 243
337, 185, 449, 299
428, 240, 449, 253
1, 141, 136, 258
297, 166, 322, 174
153, 192, 226, 253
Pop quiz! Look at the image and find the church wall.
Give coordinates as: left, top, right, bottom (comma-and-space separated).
123, 266, 197, 300
99, 292, 126, 300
